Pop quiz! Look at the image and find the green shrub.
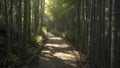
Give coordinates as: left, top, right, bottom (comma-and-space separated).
0, 53, 19, 68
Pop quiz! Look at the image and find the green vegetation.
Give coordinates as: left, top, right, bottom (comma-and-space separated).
45, 0, 120, 68
0, 0, 120, 68
0, 0, 46, 67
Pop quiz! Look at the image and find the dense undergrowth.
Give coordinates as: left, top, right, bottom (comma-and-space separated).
0, 26, 47, 68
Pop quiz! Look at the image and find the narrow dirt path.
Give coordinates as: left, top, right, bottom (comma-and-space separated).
24, 32, 80, 68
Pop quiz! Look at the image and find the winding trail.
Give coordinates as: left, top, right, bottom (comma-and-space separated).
24, 32, 80, 68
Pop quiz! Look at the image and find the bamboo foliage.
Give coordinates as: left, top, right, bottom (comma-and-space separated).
0, 0, 45, 67
47, 0, 120, 68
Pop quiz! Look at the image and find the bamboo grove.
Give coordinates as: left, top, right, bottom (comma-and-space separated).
46, 0, 120, 68
0, 0, 45, 67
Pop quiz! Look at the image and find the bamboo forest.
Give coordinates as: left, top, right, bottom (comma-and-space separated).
0, 0, 120, 68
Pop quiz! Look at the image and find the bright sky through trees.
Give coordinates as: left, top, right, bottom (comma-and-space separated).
45, 0, 49, 4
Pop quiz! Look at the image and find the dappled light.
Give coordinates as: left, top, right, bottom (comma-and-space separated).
0, 0, 120, 68
36, 32, 80, 68
45, 43, 69, 48
53, 52, 76, 61
48, 37, 62, 40
36, 36, 43, 43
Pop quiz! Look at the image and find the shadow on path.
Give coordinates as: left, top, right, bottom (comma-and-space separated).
23, 32, 80, 68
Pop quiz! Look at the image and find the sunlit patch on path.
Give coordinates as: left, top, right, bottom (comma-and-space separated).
25, 32, 80, 68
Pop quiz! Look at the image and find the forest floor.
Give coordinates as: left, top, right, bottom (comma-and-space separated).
22, 32, 80, 68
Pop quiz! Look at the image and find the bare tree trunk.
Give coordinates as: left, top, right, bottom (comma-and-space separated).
4, 0, 11, 67
112, 0, 120, 68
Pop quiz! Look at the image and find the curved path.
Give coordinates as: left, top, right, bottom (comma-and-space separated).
23, 32, 80, 68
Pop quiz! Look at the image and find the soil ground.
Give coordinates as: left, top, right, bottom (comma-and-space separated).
22, 32, 80, 68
